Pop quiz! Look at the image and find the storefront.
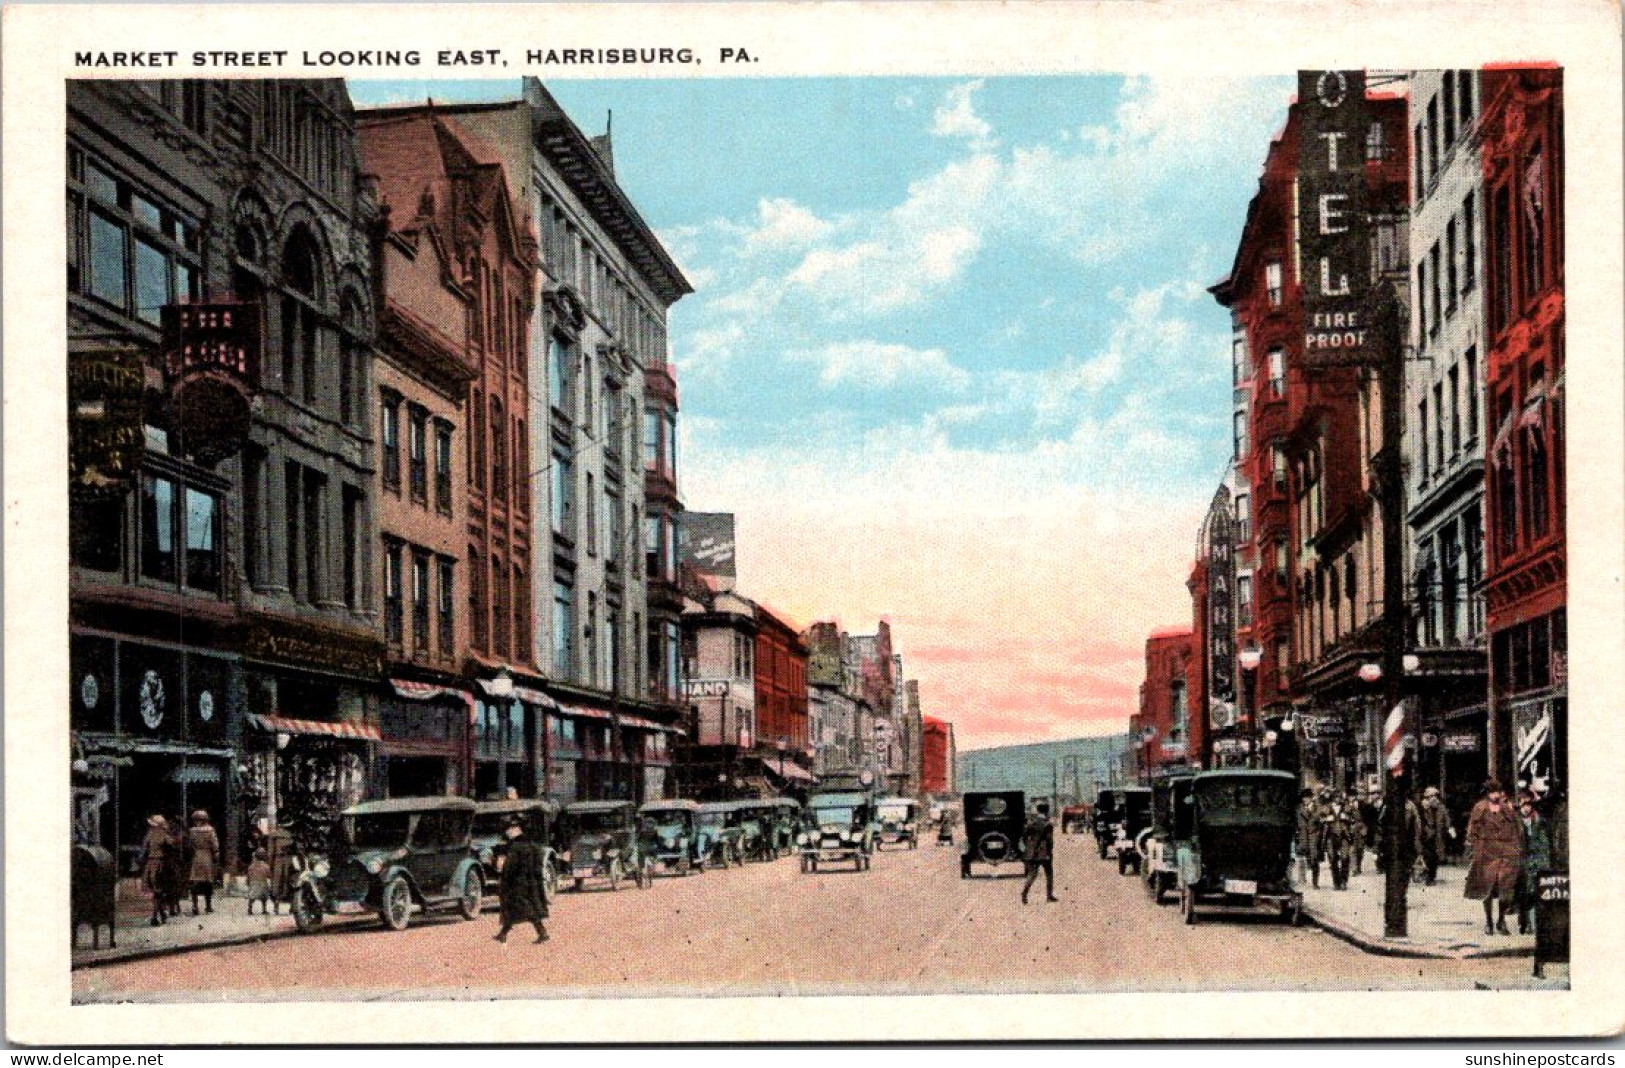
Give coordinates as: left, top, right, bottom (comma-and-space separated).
379, 679, 471, 798
71, 630, 244, 875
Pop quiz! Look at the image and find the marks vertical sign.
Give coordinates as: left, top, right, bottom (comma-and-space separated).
1205, 485, 1237, 729
1298, 70, 1372, 367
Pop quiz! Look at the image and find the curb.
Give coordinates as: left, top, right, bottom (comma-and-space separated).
73, 915, 370, 971
1302, 906, 1535, 960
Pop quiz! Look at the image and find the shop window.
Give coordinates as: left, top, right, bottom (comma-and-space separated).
69, 154, 201, 324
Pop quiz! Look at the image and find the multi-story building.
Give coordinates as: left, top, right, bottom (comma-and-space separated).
921, 716, 956, 799
1403, 69, 1493, 828
1134, 628, 1199, 780
1212, 83, 1410, 791
678, 586, 758, 799
356, 110, 489, 799
1478, 67, 1565, 848
429, 79, 691, 802
753, 604, 815, 792
900, 678, 925, 799
69, 79, 384, 870
804, 620, 865, 780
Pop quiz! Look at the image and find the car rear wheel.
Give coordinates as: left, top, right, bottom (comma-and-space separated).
457, 867, 482, 920
292, 886, 322, 933
544, 859, 560, 899
380, 876, 412, 932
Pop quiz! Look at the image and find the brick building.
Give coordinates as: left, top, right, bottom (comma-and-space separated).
1478, 67, 1566, 843
754, 604, 815, 792
1132, 627, 1199, 782
921, 716, 956, 799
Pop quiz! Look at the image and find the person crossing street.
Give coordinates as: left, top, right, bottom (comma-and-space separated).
1020, 802, 1058, 904
494, 818, 550, 945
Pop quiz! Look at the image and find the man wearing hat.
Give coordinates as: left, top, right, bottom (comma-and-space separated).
1294, 788, 1322, 889
138, 815, 172, 926
1464, 781, 1523, 935
494, 817, 550, 944
186, 810, 221, 915
1418, 785, 1455, 886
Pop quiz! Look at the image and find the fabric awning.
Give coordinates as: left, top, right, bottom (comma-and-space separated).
512, 685, 559, 709
616, 714, 684, 734
248, 714, 381, 741
554, 702, 613, 721
390, 679, 474, 707
765, 760, 817, 783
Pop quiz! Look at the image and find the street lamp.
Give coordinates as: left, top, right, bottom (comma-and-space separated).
486, 666, 515, 698
1238, 647, 1263, 767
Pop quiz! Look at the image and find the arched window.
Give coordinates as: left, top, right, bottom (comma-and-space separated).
279, 226, 323, 406
489, 396, 506, 501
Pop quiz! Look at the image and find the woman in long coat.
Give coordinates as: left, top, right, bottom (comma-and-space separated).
186, 810, 220, 915
1515, 794, 1553, 935
1464, 781, 1524, 935
139, 815, 171, 926
494, 820, 550, 944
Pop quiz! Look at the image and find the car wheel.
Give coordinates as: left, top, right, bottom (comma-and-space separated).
1182, 887, 1198, 926
544, 858, 560, 899
292, 886, 322, 933
608, 858, 623, 891
573, 877, 585, 894
380, 876, 412, 932
457, 867, 482, 920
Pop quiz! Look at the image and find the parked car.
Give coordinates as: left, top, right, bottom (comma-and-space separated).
638, 799, 704, 876
799, 790, 875, 872
769, 798, 802, 856
1060, 804, 1092, 834
471, 798, 561, 902
1144, 772, 1197, 903
562, 800, 652, 891
694, 801, 746, 868
1108, 787, 1154, 875
874, 797, 921, 850
959, 790, 1026, 878
291, 796, 483, 933
734, 800, 782, 861
1175, 769, 1303, 925
1092, 788, 1121, 858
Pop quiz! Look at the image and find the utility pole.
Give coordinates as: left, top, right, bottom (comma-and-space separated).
1375, 281, 1411, 939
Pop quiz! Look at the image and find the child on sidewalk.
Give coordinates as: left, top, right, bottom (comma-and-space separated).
246, 850, 275, 915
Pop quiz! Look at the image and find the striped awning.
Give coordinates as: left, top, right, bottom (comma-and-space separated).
390, 679, 473, 706
554, 702, 613, 721
248, 714, 381, 741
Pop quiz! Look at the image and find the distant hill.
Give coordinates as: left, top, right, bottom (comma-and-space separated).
956, 735, 1130, 804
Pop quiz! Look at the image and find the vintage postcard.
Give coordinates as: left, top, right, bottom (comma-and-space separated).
4, 0, 1623, 1046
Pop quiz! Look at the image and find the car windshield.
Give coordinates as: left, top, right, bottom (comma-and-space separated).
878, 803, 912, 820
343, 812, 412, 850
811, 806, 856, 825
695, 812, 728, 829
573, 811, 624, 834
472, 814, 514, 837
1197, 779, 1296, 816
643, 814, 688, 833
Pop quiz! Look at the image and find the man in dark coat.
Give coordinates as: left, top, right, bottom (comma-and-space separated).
1465, 781, 1524, 935
494, 820, 550, 944
1418, 786, 1455, 885
1020, 803, 1057, 904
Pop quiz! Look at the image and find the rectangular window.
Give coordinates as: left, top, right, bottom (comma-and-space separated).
585, 472, 598, 555
514, 566, 530, 660
1265, 261, 1283, 306
1233, 409, 1247, 462
1433, 382, 1445, 470
1237, 574, 1254, 627
1458, 71, 1474, 130
380, 395, 401, 493
412, 553, 430, 652
644, 514, 659, 578
89, 209, 127, 307
491, 555, 509, 658
438, 558, 455, 654
1231, 331, 1248, 385
552, 451, 574, 537
1442, 76, 1457, 147
585, 592, 599, 685
183, 487, 219, 592
549, 336, 573, 418
341, 486, 360, 608
140, 474, 177, 583
408, 406, 428, 503
1417, 402, 1430, 480
1448, 364, 1462, 456
1522, 142, 1547, 300
644, 410, 660, 472
469, 544, 486, 651
1414, 122, 1426, 200
1445, 218, 1459, 313
1465, 347, 1480, 440
385, 542, 404, 646
1417, 261, 1429, 344
1267, 347, 1286, 397
72, 159, 200, 322
1462, 192, 1477, 293
1426, 96, 1440, 178
1234, 493, 1251, 543
285, 462, 302, 601
434, 421, 453, 513
302, 470, 324, 605
469, 391, 485, 492
553, 580, 575, 678
1429, 242, 1442, 336
606, 488, 622, 567
1492, 185, 1513, 333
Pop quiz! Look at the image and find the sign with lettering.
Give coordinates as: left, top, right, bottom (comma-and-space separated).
69, 344, 145, 497
1297, 70, 1374, 367
163, 303, 260, 383
1441, 731, 1481, 753
1205, 485, 1237, 728
683, 679, 732, 699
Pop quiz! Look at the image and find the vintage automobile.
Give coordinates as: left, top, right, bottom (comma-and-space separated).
694, 801, 747, 868
959, 790, 1026, 877
291, 796, 484, 933
1092, 788, 1121, 858
874, 797, 922, 850
1175, 769, 1303, 925
731, 800, 781, 862
798, 790, 875, 872
638, 799, 705, 876
1059, 804, 1092, 834
562, 800, 653, 891
1143, 772, 1197, 903
1108, 787, 1154, 874
769, 798, 802, 855
471, 798, 562, 902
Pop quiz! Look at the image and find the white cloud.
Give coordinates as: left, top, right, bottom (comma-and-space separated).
742, 197, 837, 255
931, 79, 993, 149
796, 340, 969, 391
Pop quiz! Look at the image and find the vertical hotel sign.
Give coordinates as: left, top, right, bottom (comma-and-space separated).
1298, 70, 1373, 367
1205, 485, 1237, 729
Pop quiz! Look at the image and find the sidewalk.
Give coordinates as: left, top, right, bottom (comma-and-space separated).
72, 878, 360, 968
1298, 861, 1535, 960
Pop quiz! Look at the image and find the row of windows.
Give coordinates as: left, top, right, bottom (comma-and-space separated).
467, 387, 528, 513
1415, 70, 1476, 200
539, 196, 668, 367
384, 541, 455, 659
380, 392, 454, 513
70, 463, 222, 595
1489, 354, 1564, 560
1415, 347, 1481, 483
1413, 505, 1486, 649
1488, 138, 1556, 336
67, 147, 201, 328
1417, 191, 1479, 345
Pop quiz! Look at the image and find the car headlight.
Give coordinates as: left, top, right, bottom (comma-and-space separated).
796, 832, 809, 845
365, 858, 383, 875
312, 860, 331, 879
479, 848, 494, 864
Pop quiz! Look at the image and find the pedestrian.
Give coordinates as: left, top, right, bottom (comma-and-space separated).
162, 816, 188, 920
139, 815, 171, 926
494, 818, 550, 944
186, 810, 221, 915
245, 850, 274, 916
1515, 792, 1552, 935
1019, 802, 1058, 905
1418, 785, 1455, 885
1464, 781, 1523, 936
1357, 787, 1381, 870
1294, 789, 1321, 889
1327, 798, 1363, 891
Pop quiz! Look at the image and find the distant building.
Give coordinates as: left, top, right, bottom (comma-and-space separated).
753, 604, 815, 793
678, 586, 757, 799
921, 716, 956, 798
1132, 627, 1198, 782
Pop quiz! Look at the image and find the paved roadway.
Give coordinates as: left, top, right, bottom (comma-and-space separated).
73, 830, 1520, 1002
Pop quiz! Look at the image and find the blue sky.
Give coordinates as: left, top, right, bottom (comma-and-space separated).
350, 75, 1296, 747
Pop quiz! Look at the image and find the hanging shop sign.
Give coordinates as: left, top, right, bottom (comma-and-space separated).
1513, 699, 1555, 798
162, 302, 258, 464
68, 343, 145, 497
1441, 731, 1481, 753
1205, 484, 1237, 728
1297, 70, 1376, 368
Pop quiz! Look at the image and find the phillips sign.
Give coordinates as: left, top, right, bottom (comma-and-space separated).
1297, 70, 1373, 367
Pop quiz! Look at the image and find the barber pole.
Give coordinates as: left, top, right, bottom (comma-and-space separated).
1383, 701, 1408, 777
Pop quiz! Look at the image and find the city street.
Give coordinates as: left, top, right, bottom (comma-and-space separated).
74, 831, 1520, 1003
